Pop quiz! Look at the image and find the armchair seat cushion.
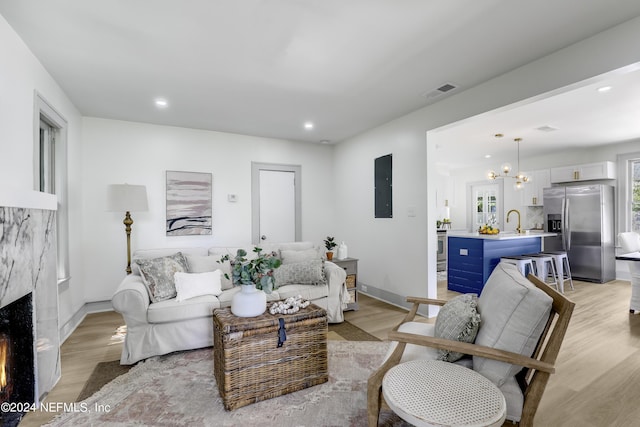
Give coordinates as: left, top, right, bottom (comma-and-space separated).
385, 322, 474, 369
474, 263, 553, 386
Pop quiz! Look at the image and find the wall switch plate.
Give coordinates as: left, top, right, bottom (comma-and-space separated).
227, 194, 238, 202
460, 249, 468, 256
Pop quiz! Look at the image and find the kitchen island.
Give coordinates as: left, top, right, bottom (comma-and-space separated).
447, 231, 557, 294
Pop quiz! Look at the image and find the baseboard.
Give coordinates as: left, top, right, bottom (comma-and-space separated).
357, 283, 433, 318
59, 300, 114, 343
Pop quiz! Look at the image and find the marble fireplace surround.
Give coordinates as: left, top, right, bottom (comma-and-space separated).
0, 191, 60, 404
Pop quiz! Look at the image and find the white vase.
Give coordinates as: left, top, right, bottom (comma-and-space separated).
337, 241, 348, 260
231, 284, 267, 317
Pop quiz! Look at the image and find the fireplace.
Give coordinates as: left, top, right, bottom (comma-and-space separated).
0, 294, 35, 427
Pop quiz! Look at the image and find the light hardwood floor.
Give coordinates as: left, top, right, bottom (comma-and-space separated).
19, 277, 640, 426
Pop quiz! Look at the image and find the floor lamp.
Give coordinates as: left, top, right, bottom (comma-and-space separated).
108, 184, 149, 274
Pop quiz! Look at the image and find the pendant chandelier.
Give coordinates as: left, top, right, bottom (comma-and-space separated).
487, 135, 529, 189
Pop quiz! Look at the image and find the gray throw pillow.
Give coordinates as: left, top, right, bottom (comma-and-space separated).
135, 252, 189, 303
434, 293, 481, 362
273, 259, 326, 287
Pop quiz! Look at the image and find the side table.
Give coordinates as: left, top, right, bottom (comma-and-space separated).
331, 257, 359, 310
213, 303, 328, 410
383, 360, 506, 427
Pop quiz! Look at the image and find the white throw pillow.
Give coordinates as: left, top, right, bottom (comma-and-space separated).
174, 270, 223, 301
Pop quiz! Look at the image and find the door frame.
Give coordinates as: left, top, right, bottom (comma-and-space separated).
251, 162, 302, 244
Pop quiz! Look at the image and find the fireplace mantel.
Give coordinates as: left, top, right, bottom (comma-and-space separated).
0, 189, 57, 211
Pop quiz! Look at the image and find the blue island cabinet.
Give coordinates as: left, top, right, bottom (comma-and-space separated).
447, 236, 541, 294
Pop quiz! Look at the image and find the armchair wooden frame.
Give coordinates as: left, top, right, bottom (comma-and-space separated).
367, 274, 575, 427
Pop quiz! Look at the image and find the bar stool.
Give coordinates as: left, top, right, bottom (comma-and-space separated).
523, 253, 560, 291
500, 256, 535, 277
541, 251, 574, 293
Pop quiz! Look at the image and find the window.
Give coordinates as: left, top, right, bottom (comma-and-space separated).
618, 151, 640, 234
39, 119, 56, 193
35, 93, 70, 285
632, 159, 640, 232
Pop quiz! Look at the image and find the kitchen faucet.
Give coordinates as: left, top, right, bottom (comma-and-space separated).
507, 209, 522, 234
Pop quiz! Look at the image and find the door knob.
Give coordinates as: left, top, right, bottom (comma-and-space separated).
261, 235, 267, 240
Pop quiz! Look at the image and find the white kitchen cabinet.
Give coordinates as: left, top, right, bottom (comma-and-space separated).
550, 161, 616, 183
521, 169, 550, 206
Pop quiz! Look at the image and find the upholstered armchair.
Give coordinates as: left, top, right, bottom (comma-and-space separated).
368, 262, 575, 427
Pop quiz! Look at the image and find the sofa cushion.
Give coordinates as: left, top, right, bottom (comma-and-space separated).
273, 259, 326, 286
434, 293, 481, 362
174, 270, 223, 301
185, 254, 218, 272
473, 262, 553, 386
147, 295, 220, 323
186, 254, 233, 290
280, 248, 322, 264
135, 252, 189, 303
275, 283, 329, 302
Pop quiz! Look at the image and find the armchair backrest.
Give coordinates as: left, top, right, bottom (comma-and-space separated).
619, 231, 640, 253
476, 262, 575, 425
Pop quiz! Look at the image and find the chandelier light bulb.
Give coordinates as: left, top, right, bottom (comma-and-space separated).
501, 163, 512, 174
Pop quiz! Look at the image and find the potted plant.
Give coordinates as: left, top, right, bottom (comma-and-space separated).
324, 236, 337, 260
219, 247, 282, 317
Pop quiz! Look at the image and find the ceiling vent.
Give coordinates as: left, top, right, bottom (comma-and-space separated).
536, 125, 558, 132
422, 82, 459, 100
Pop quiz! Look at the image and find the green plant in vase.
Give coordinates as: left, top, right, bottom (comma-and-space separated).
219, 247, 282, 294
324, 236, 337, 261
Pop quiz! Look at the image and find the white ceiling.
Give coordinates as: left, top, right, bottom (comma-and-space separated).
2, 0, 640, 161
432, 64, 640, 170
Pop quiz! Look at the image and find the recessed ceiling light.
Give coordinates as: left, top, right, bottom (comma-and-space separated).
304, 122, 314, 130
485, 154, 492, 159
155, 98, 168, 108
536, 125, 558, 132
597, 86, 612, 93
320, 140, 330, 144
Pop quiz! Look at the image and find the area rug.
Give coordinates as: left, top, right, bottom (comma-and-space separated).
76, 321, 379, 402
50, 341, 408, 426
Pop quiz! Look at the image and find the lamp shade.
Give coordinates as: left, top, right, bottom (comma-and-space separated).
107, 184, 148, 212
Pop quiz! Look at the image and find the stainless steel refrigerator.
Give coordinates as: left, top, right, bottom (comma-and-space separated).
543, 184, 615, 283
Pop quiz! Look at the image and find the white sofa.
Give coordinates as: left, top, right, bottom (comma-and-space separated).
112, 242, 348, 365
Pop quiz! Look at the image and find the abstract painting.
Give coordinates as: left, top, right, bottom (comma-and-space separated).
166, 171, 212, 236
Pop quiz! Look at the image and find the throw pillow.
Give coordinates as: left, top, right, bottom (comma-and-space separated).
434, 293, 481, 362
279, 248, 322, 264
273, 259, 326, 286
174, 270, 223, 301
135, 252, 189, 303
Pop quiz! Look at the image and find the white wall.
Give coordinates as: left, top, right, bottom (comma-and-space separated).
81, 118, 336, 301
335, 16, 640, 311
0, 15, 85, 331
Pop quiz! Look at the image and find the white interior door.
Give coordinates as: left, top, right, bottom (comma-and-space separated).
258, 169, 296, 243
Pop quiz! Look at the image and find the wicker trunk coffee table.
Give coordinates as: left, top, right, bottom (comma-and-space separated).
213, 303, 328, 410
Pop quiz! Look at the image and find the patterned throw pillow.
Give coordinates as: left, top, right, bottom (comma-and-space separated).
273, 259, 326, 287
135, 252, 189, 303
434, 293, 481, 362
